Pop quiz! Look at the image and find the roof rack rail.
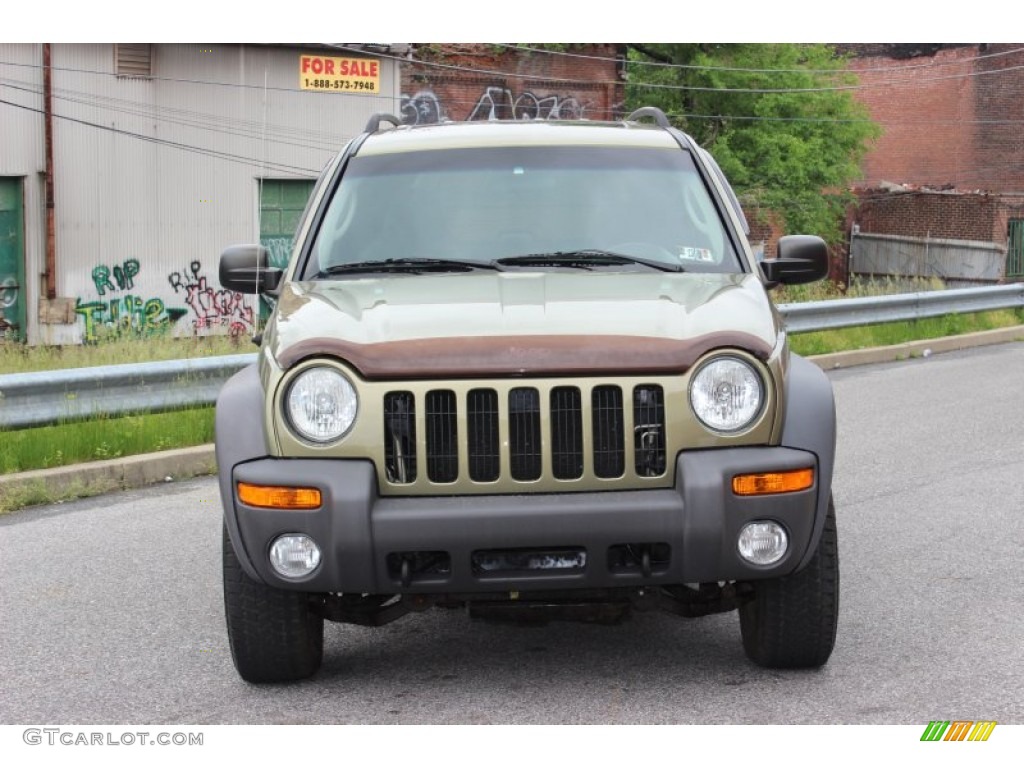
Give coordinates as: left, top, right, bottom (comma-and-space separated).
625, 107, 671, 128
364, 113, 402, 133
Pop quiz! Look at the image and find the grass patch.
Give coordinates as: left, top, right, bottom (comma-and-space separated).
0, 332, 250, 374
774, 275, 949, 304
776, 277, 1024, 355
0, 476, 122, 515
789, 308, 1024, 356
0, 408, 214, 475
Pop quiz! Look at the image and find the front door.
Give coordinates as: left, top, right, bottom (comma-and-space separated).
0, 178, 26, 341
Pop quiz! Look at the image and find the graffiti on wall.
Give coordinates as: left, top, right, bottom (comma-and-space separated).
76, 259, 187, 342
91, 259, 140, 295
168, 260, 255, 337
468, 87, 585, 122
261, 236, 293, 270
76, 258, 256, 341
400, 87, 587, 125
400, 90, 443, 126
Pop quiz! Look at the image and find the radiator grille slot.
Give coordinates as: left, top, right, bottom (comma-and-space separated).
467, 388, 500, 482
425, 390, 458, 483
633, 385, 666, 477
509, 387, 542, 481
383, 391, 417, 483
382, 381, 674, 488
592, 385, 625, 478
550, 387, 584, 480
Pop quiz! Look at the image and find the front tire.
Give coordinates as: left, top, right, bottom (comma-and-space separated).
222, 525, 324, 683
739, 497, 839, 669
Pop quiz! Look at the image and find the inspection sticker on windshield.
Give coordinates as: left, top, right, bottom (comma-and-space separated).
677, 246, 714, 263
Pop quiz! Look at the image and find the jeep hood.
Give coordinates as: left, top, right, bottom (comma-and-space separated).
267, 272, 781, 378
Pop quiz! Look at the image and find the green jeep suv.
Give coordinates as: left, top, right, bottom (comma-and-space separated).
217, 107, 839, 683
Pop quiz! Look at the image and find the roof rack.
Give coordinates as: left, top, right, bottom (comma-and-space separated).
625, 107, 671, 128
364, 113, 402, 133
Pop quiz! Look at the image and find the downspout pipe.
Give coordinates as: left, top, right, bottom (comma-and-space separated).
44, 43, 56, 300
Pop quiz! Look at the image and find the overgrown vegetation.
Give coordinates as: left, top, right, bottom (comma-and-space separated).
0, 332, 249, 374
625, 43, 881, 243
789, 309, 1024, 356
777, 276, 1024, 354
0, 408, 215, 475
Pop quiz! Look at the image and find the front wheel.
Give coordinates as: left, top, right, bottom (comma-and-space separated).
222, 525, 324, 683
738, 497, 839, 669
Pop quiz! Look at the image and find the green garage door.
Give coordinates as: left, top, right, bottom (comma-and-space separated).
260, 179, 315, 270
0, 178, 26, 341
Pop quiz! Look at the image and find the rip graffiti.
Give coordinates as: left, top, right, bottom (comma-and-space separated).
91, 259, 140, 295
76, 259, 187, 341
168, 260, 255, 337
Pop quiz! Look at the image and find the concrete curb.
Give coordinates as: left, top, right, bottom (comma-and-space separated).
806, 324, 1024, 370
0, 445, 216, 512
2, 325, 1022, 512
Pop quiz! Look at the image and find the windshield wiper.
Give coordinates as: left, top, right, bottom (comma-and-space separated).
317, 258, 505, 276
496, 249, 684, 273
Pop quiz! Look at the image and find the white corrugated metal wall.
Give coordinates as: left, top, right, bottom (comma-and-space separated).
0, 43, 400, 344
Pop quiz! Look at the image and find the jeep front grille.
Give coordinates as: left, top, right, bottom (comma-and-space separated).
382, 383, 667, 491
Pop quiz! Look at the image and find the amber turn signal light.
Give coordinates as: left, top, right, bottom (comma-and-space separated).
732, 468, 814, 496
237, 482, 322, 509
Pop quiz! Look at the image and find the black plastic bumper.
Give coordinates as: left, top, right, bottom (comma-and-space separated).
225, 446, 821, 594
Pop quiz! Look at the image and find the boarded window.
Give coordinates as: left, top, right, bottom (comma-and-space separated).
115, 44, 152, 78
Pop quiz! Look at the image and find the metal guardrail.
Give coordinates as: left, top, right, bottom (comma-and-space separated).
1, 285, 1022, 431
777, 283, 1024, 333
0, 353, 256, 430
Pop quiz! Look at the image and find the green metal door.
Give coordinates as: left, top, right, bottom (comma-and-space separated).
1007, 219, 1024, 280
260, 179, 315, 269
0, 178, 26, 341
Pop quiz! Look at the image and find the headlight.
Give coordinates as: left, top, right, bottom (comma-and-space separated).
285, 367, 358, 443
689, 356, 763, 433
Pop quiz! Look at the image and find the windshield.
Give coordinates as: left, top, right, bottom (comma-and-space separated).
303, 145, 744, 278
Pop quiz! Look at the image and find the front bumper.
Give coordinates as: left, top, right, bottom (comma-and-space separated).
225, 446, 820, 593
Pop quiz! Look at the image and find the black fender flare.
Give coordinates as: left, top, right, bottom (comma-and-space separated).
215, 364, 270, 582
779, 353, 837, 570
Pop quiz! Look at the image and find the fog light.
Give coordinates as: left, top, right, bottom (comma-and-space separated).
738, 522, 788, 566
269, 534, 321, 578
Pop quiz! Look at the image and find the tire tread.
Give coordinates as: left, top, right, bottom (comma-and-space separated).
222, 526, 324, 683
739, 498, 839, 669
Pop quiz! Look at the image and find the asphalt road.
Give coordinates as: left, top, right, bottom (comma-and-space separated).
1, 344, 1022, 725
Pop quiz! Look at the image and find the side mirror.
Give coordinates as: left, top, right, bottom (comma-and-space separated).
219, 244, 284, 294
759, 235, 829, 286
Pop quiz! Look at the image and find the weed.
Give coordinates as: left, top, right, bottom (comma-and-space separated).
1, 408, 214, 475
0, 334, 247, 374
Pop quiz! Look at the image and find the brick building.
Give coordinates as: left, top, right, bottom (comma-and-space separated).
838, 44, 1024, 282
399, 44, 625, 125
843, 44, 1024, 192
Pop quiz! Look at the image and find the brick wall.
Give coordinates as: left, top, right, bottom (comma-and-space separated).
400, 44, 625, 125
853, 189, 1002, 242
847, 44, 1024, 192
852, 187, 1024, 258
